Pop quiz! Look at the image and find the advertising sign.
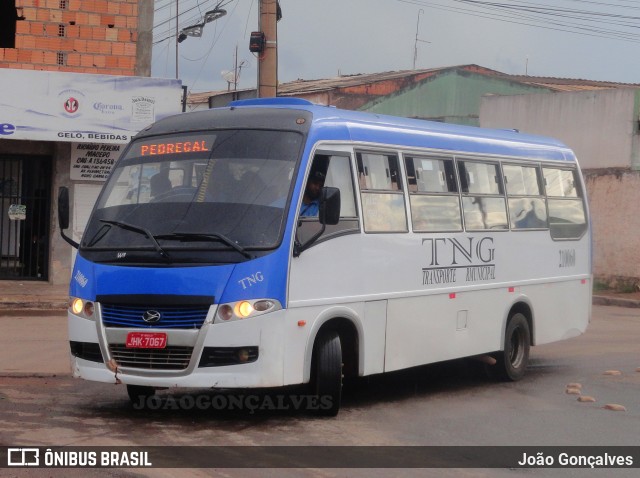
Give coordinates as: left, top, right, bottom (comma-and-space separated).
0, 70, 182, 144
70, 143, 122, 181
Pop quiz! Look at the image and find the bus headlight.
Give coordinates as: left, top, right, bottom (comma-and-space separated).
214, 299, 281, 323
235, 301, 254, 318
69, 297, 95, 319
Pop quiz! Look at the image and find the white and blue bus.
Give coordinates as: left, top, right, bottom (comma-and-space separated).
59, 98, 591, 415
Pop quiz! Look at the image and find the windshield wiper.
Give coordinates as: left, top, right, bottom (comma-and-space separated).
156, 232, 252, 259
99, 220, 170, 260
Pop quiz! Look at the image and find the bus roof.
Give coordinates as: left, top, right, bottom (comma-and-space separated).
140, 97, 576, 163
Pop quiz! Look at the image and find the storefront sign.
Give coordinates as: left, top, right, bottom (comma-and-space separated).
0, 70, 182, 144
70, 143, 123, 181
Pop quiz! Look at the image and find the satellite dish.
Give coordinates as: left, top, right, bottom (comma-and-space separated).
221, 70, 236, 83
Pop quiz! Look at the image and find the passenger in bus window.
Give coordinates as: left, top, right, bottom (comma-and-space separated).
150, 170, 171, 197
206, 162, 238, 202
300, 171, 325, 216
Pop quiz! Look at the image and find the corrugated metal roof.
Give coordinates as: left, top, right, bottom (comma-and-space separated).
188, 64, 640, 104
276, 67, 448, 94
277, 65, 640, 94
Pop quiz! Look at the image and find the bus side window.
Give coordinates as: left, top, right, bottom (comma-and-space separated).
503, 164, 547, 230
296, 153, 360, 245
405, 156, 462, 232
543, 167, 587, 240
324, 155, 357, 218
356, 151, 408, 233
458, 160, 508, 231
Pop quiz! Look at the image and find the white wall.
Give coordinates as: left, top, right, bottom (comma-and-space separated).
480, 88, 638, 170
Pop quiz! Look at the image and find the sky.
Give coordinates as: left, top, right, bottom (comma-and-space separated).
151, 0, 640, 94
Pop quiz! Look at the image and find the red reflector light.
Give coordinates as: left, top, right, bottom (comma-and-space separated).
508, 287, 515, 293
449, 293, 456, 299
581, 279, 587, 284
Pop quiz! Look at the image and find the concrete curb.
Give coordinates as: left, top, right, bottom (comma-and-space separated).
592, 295, 640, 308
0, 372, 69, 378
0, 308, 67, 317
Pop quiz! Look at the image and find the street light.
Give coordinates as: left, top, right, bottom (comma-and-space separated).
179, 8, 226, 40
176, 8, 228, 75
204, 8, 226, 23
179, 23, 204, 40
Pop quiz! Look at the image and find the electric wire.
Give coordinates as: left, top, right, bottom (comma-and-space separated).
397, 0, 640, 43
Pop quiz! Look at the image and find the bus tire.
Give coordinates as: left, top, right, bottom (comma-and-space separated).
494, 313, 530, 381
127, 385, 156, 408
311, 330, 343, 417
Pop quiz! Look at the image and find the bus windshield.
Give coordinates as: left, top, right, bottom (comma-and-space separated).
81, 129, 302, 264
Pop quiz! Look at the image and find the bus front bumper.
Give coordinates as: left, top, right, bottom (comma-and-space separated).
68, 309, 291, 389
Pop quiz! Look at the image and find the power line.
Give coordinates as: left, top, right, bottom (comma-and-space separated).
397, 0, 640, 43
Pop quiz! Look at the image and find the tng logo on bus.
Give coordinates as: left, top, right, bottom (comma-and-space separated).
422, 237, 496, 285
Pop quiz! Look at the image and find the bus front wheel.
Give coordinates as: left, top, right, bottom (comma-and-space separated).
494, 313, 530, 381
311, 330, 343, 417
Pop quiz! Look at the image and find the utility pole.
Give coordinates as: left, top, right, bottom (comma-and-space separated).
175, 0, 179, 79
257, 0, 278, 97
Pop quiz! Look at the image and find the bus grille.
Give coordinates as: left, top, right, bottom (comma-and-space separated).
101, 304, 209, 329
109, 345, 193, 370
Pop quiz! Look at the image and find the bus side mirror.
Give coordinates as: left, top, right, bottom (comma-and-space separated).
294, 186, 341, 257
319, 187, 340, 226
58, 187, 79, 249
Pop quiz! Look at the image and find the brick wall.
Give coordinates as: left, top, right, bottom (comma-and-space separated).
0, 0, 142, 76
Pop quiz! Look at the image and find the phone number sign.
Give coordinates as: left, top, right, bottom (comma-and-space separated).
70, 143, 122, 181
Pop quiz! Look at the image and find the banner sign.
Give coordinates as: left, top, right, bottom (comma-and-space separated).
70, 143, 122, 181
0, 70, 182, 144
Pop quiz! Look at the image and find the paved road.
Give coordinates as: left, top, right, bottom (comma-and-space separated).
1, 305, 639, 477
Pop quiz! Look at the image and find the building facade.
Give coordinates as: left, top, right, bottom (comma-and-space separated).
200, 65, 631, 125
1, 0, 153, 76
0, 0, 182, 286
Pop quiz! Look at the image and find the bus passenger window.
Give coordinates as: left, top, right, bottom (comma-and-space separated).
503, 164, 547, 230
458, 160, 508, 231
405, 156, 461, 232
357, 152, 407, 233
543, 167, 587, 240
543, 168, 578, 198
324, 156, 357, 218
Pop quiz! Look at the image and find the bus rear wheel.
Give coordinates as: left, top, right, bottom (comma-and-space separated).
311, 330, 343, 417
493, 313, 530, 381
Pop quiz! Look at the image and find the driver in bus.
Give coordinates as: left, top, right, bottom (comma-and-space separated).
300, 171, 325, 216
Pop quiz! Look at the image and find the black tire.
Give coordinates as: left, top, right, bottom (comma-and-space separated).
494, 313, 530, 381
311, 330, 343, 416
127, 385, 156, 408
